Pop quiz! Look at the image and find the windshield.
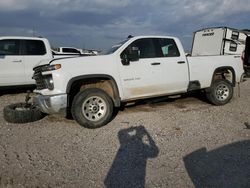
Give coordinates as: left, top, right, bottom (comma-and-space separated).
101, 39, 129, 55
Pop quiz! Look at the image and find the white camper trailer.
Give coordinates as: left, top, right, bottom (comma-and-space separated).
191, 27, 250, 56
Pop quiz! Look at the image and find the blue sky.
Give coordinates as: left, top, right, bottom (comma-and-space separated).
0, 0, 249, 51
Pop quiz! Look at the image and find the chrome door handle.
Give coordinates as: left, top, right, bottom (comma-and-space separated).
12, 60, 22, 63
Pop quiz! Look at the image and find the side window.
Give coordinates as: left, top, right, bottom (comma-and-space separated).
158, 38, 180, 57
23, 40, 46, 55
229, 42, 237, 52
126, 38, 156, 59
0, 40, 20, 55
231, 31, 239, 40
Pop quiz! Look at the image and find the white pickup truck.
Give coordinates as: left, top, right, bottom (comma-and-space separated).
0, 36, 79, 88
33, 35, 246, 128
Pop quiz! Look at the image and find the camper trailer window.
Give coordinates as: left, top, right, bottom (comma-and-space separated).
231, 31, 239, 40
229, 42, 237, 52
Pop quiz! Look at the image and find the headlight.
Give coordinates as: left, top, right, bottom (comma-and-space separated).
41, 64, 61, 72
44, 75, 54, 90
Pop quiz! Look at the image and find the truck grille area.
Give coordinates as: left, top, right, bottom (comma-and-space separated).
33, 67, 47, 90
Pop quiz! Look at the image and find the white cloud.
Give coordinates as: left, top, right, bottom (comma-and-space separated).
0, 0, 133, 13
0, 26, 34, 36
2, 0, 250, 20
0, 0, 249, 50
168, 0, 250, 23
0, 0, 28, 10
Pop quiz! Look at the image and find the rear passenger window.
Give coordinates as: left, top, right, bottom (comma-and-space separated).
23, 40, 46, 55
158, 38, 180, 57
0, 40, 20, 55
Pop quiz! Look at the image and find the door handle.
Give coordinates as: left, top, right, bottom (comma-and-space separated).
151, 62, 161, 65
12, 60, 22, 63
177, 61, 185, 64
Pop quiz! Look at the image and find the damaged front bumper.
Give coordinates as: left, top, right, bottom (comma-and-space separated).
33, 94, 67, 116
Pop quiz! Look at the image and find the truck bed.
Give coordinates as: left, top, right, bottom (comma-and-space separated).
187, 55, 244, 88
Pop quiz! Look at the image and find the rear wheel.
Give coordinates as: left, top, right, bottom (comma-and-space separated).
206, 79, 233, 105
71, 88, 113, 128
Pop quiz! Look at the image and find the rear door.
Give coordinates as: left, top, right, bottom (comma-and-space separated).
155, 38, 189, 93
0, 39, 25, 86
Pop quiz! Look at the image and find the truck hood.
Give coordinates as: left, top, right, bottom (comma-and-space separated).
51, 54, 114, 66
34, 55, 114, 68
34, 58, 53, 67
34, 56, 74, 67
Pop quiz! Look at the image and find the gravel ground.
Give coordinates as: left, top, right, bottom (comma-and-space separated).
0, 80, 250, 188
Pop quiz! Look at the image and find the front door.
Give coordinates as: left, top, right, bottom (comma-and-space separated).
118, 38, 165, 100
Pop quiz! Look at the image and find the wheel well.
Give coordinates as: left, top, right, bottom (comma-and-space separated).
212, 67, 236, 86
67, 77, 120, 110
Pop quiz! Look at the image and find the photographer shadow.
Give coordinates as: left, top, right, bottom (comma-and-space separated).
183, 140, 250, 188
104, 126, 159, 188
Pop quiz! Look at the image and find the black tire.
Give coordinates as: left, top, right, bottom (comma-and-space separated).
206, 79, 233, 105
3, 103, 45, 123
71, 88, 114, 128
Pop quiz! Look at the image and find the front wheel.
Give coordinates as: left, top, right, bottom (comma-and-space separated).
206, 79, 233, 105
71, 88, 114, 128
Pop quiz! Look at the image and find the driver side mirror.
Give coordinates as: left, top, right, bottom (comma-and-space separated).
121, 47, 139, 66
